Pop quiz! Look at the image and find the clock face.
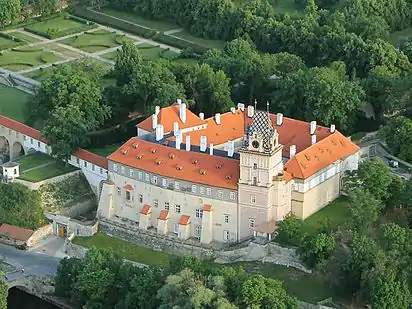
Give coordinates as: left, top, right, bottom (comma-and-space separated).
252, 140, 259, 149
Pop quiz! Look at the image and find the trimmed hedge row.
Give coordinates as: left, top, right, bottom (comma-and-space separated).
73, 7, 207, 54
0, 32, 25, 50
11, 47, 43, 52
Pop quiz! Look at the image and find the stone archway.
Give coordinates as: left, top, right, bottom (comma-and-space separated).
11, 141, 24, 161
0, 136, 10, 163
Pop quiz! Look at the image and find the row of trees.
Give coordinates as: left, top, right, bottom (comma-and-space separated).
55, 247, 298, 309
277, 158, 412, 308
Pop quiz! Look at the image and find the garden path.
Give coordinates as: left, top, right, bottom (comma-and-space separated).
21, 161, 54, 173
164, 28, 183, 35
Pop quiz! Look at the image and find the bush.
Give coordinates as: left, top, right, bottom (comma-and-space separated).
298, 233, 336, 269
11, 47, 42, 52
276, 214, 304, 247
152, 33, 208, 55
68, 15, 94, 25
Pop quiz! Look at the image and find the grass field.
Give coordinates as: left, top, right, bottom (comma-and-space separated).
15, 152, 54, 171
0, 36, 20, 50
0, 84, 32, 122
25, 16, 90, 38
58, 30, 133, 53
0, 47, 62, 71
24, 65, 56, 81
390, 27, 412, 46
18, 158, 77, 182
87, 143, 121, 156
6, 31, 41, 43
99, 8, 178, 31
171, 31, 225, 49
102, 44, 179, 61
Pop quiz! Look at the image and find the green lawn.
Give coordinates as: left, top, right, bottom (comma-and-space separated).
0, 35, 20, 51
171, 31, 226, 49
25, 17, 90, 38
0, 84, 32, 122
101, 50, 117, 60
390, 27, 412, 46
58, 30, 133, 53
19, 160, 77, 182
6, 31, 41, 43
73, 232, 174, 268
15, 152, 54, 171
0, 47, 62, 71
24, 65, 55, 81
87, 143, 121, 156
301, 196, 351, 235
99, 8, 178, 31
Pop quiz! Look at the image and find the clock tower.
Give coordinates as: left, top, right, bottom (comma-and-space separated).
237, 103, 292, 241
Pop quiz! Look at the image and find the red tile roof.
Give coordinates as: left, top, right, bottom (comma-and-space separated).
0, 224, 34, 241
158, 210, 169, 220
0, 115, 47, 143
137, 103, 206, 133
108, 137, 239, 189
140, 204, 152, 215
179, 215, 191, 225
74, 149, 108, 169
124, 184, 133, 190
203, 204, 212, 212
284, 131, 360, 179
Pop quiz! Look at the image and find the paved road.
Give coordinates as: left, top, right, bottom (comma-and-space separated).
0, 243, 61, 282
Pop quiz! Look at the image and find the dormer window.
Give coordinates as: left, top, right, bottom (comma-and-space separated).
192, 159, 198, 164
176, 164, 183, 170
169, 153, 175, 159
216, 163, 222, 169
136, 154, 143, 160
200, 169, 206, 175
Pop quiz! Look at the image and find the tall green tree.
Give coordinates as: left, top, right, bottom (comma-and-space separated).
0, 0, 21, 26
379, 116, 412, 163
357, 158, 393, 201
0, 272, 7, 309
114, 41, 143, 87
349, 188, 382, 231
32, 0, 59, 17
299, 232, 335, 268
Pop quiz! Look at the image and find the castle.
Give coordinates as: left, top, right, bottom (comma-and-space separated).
97, 101, 360, 244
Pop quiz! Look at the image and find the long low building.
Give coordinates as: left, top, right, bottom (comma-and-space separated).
97, 101, 360, 244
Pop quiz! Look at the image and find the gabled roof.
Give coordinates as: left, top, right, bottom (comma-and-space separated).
108, 137, 239, 189
0, 224, 34, 241
140, 204, 152, 215
137, 103, 205, 133
0, 115, 48, 143
179, 215, 191, 225
74, 149, 108, 169
284, 131, 360, 179
158, 210, 169, 220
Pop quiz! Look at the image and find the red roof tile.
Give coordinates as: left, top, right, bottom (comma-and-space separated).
74, 149, 108, 169
124, 184, 133, 190
284, 131, 360, 179
179, 215, 191, 225
137, 103, 205, 133
108, 137, 239, 189
158, 210, 169, 220
0, 115, 47, 143
140, 204, 152, 215
203, 204, 212, 212
0, 224, 34, 241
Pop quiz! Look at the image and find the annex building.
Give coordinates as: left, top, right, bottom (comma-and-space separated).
97, 101, 360, 244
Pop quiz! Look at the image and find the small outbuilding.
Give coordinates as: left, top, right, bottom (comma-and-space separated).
1, 162, 20, 182
0, 224, 34, 247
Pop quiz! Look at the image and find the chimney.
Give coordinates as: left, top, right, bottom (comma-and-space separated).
227, 140, 234, 157
176, 131, 182, 149
290, 145, 296, 158
155, 124, 164, 141
230, 107, 236, 114
310, 121, 316, 135
330, 124, 336, 133
311, 134, 317, 145
215, 113, 221, 125
173, 122, 179, 136
237, 103, 245, 111
200, 135, 207, 152
177, 99, 182, 105
185, 135, 191, 151
247, 105, 254, 118
179, 103, 187, 123
210, 143, 214, 155
276, 113, 283, 126
152, 114, 157, 130
155, 105, 160, 116
199, 112, 204, 120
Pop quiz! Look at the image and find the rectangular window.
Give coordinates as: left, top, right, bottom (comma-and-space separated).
138, 171, 142, 180
145, 173, 150, 182
30, 138, 33, 144
23, 135, 26, 141
113, 163, 117, 172
138, 194, 143, 203
84, 161, 87, 168
152, 176, 157, 184
100, 167, 103, 174
154, 199, 159, 208
175, 181, 180, 190
121, 166, 125, 174
195, 209, 203, 218
253, 163, 257, 170
253, 177, 257, 185
191, 185, 197, 193
116, 187, 121, 195
251, 195, 256, 203
130, 170, 134, 177
162, 178, 167, 187
37, 141, 40, 147
249, 218, 255, 228
15, 132, 19, 137
200, 187, 205, 194
206, 188, 212, 196
224, 214, 229, 223
164, 202, 170, 210
76, 158, 80, 165
223, 230, 230, 241
125, 191, 131, 201
229, 192, 235, 200
217, 190, 223, 198
173, 223, 179, 234
92, 164, 95, 171
175, 205, 181, 213
194, 224, 202, 237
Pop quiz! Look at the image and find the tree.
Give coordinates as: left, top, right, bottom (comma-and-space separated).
348, 188, 382, 231
32, 0, 59, 17
273, 61, 364, 131
299, 232, 336, 268
275, 214, 304, 247
384, 175, 406, 211
0, 182, 45, 229
115, 41, 143, 86
357, 158, 393, 201
55, 257, 84, 299
0, 273, 7, 309
379, 116, 412, 163
0, 0, 21, 26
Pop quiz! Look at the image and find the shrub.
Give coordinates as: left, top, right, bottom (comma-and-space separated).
152, 33, 208, 55
276, 214, 304, 247
68, 15, 93, 25
298, 233, 336, 269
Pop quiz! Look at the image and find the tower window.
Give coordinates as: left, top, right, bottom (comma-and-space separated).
253, 163, 257, 170
251, 195, 256, 204
253, 177, 257, 185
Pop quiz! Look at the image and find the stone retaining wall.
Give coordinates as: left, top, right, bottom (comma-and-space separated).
16, 170, 81, 190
